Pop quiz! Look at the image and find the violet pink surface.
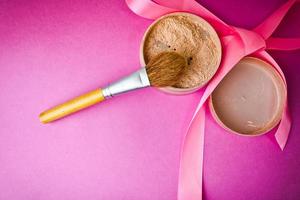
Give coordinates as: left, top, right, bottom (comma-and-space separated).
0, 0, 300, 199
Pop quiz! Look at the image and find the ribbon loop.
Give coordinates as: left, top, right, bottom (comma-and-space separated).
254, 0, 297, 39
266, 37, 300, 50
253, 0, 300, 51
125, 0, 177, 19
258, 0, 300, 51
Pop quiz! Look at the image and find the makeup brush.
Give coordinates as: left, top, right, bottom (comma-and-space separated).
39, 52, 187, 123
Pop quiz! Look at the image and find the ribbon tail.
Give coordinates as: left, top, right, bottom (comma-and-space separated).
253, 51, 292, 150
275, 103, 292, 150
178, 105, 206, 200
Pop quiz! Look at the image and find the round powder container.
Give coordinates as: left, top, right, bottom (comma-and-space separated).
140, 12, 222, 94
210, 57, 286, 136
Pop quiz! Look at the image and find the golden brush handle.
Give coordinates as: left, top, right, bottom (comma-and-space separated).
39, 89, 105, 123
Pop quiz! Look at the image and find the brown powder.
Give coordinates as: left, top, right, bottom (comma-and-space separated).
142, 13, 221, 89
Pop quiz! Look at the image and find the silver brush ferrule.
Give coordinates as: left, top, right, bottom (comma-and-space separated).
102, 67, 150, 99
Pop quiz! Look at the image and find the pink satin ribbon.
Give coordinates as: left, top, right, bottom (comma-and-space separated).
126, 0, 300, 199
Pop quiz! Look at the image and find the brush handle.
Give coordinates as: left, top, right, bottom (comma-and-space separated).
39, 89, 105, 123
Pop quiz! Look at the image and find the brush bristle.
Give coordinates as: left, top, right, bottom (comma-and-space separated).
145, 52, 187, 87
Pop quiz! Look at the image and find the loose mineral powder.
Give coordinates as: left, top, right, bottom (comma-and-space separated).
210, 57, 286, 135
141, 12, 221, 93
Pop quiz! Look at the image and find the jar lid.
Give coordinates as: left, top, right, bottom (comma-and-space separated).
210, 57, 286, 136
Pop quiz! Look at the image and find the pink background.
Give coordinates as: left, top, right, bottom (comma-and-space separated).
0, 0, 299, 199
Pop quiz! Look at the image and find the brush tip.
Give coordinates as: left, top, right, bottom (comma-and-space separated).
145, 52, 187, 87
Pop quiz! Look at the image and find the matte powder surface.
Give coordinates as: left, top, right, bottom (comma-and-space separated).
142, 13, 221, 89
211, 57, 286, 135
